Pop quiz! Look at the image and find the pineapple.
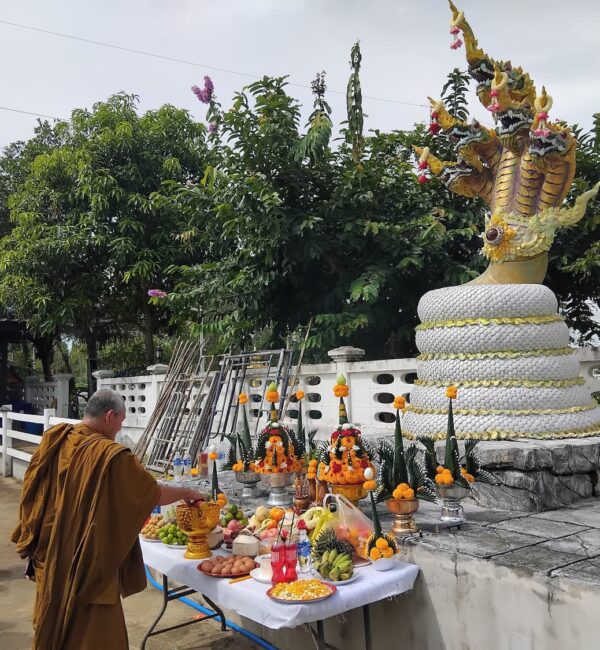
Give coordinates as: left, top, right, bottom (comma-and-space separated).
311, 528, 355, 581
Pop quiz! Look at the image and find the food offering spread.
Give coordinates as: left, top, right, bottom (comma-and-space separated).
316, 374, 376, 504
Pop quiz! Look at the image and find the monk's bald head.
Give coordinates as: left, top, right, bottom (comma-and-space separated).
83, 389, 126, 440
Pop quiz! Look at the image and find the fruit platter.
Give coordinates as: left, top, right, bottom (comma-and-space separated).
157, 522, 189, 547
198, 555, 258, 577
141, 513, 166, 541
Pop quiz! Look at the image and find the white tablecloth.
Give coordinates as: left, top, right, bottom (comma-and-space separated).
141, 539, 419, 629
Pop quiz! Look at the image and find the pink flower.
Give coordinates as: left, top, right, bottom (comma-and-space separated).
148, 289, 167, 299
534, 128, 551, 138
191, 76, 215, 104
450, 38, 463, 50
418, 175, 429, 184
487, 102, 500, 113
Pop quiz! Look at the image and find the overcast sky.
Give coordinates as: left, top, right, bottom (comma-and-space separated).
1, 0, 599, 149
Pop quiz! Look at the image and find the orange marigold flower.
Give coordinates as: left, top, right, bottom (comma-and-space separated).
208, 452, 218, 460
363, 479, 377, 492
333, 384, 349, 398
446, 386, 458, 400
238, 392, 249, 405
295, 390, 305, 400
375, 537, 389, 550
396, 482, 410, 491
266, 390, 280, 404
369, 547, 382, 561
403, 487, 415, 499
393, 395, 406, 410
436, 466, 444, 474
382, 547, 395, 558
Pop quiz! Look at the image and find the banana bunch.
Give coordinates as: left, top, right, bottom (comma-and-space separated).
313, 548, 354, 582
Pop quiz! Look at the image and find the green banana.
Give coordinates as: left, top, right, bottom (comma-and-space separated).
321, 550, 330, 565
340, 572, 351, 580
333, 553, 349, 568
329, 568, 340, 581
329, 549, 338, 562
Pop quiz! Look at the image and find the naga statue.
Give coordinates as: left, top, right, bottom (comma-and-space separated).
403, 2, 600, 442
414, 0, 599, 285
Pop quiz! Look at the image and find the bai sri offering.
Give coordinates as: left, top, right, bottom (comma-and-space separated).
317, 374, 376, 504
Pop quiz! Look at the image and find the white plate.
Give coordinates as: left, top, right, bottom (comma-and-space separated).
319, 571, 359, 586
140, 536, 161, 543
166, 543, 187, 549
250, 567, 273, 584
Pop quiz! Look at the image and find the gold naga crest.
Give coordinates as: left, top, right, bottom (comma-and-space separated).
414, 1, 599, 284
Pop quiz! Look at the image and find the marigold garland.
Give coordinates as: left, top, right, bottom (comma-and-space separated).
238, 392, 249, 405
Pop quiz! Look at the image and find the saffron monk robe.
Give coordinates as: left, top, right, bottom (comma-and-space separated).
11, 388, 204, 650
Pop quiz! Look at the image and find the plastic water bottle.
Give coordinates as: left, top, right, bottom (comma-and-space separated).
297, 520, 312, 575
173, 450, 184, 482
183, 449, 193, 480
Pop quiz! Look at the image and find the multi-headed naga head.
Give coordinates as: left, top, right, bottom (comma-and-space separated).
416, 2, 599, 284
529, 88, 575, 169
487, 67, 534, 154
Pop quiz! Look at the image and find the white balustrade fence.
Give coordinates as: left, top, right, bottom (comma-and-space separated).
0, 407, 80, 479
3, 349, 598, 479
97, 349, 600, 448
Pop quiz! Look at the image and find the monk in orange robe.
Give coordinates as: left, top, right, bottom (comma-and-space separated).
12, 388, 203, 650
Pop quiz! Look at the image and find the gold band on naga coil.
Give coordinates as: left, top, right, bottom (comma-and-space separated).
417, 348, 573, 361
403, 424, 600, 442
414, 377, 585, 389
416, 314, 563, 331
406, 403, 597, 416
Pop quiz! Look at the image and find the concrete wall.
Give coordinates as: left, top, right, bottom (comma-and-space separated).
224, 545, 600, 650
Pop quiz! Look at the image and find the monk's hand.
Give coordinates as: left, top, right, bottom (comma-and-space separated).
184, 489, 206, 505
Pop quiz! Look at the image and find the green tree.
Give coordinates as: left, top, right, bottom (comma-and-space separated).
166, 66, 482, 359
0, 94, 209, 385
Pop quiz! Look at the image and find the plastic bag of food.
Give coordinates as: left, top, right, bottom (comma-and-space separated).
322, 494, 374, 559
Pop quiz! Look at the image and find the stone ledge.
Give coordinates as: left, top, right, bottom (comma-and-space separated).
429, 437, 600, 511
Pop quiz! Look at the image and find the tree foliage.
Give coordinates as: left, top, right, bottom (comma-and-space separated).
0, 94, 208, 381
1, 54, 598, 378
